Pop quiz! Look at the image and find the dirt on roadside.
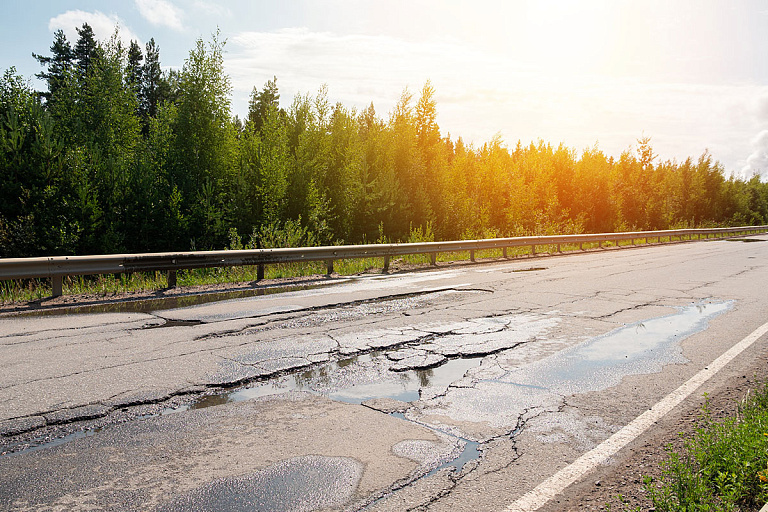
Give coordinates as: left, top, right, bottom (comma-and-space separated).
0, 274, 336, 317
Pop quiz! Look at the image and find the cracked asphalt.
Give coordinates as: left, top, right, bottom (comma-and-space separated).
1, 236, 768, 511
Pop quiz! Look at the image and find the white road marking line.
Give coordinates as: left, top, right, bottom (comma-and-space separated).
504, 319, 768, 512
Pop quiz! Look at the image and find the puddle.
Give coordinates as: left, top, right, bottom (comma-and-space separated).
1, 429, 95, 458
725, 238, 765, 243
186, 355, 482, 410
4, 351, 483, 460
4, 302, 730, 466
179, 354, 487, 482
496, 300, 732, 396
425, 439, 480, 475
330, 358, 482, 404
412, 301, 735, 441
7, 282, 337, 317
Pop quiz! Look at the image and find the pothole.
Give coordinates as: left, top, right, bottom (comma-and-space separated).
156, 455, 364, 512
144, 319, 203, 329
419, 300, 734, 435
183, 354, 483, 411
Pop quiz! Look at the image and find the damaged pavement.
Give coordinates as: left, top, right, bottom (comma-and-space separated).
1, 236, 768, 511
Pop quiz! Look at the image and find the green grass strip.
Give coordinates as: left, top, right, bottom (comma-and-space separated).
641, 382, 768, 511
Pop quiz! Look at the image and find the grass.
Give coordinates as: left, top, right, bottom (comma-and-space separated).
0, 231, 738, 305
633, 383, 768, 511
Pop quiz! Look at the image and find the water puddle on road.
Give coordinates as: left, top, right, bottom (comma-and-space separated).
7, 301, 731, 482
180, 354, 486, 479
498, 300, 733, 395
185, 355, 482, 410
426, 438, 480, 475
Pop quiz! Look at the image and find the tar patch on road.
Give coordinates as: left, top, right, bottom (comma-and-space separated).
157, 455, 363, 512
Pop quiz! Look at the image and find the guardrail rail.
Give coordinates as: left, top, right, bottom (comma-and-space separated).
1, 226, 766, 297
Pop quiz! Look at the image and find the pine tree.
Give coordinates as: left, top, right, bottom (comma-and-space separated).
73, 23, 98, 79
32, 29, 73, 104
126, 40, 143, 97
140, 38, 163, 122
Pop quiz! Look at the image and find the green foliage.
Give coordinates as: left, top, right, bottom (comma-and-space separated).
3, 26, 768, 262
644, 386, 768, 511
251, 217, 316, 249
248, 76, 280, 133
170, 30, 235, 250
0, 68, 78, 257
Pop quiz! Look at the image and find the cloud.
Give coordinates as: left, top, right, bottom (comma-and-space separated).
49, 10, 141, 47
227, 29, 495, 113
192, 1, 231, 18
741, 130, 768, 179
756, 93, 768, 124
135, 0, 184, 31
225, 28, 767, 175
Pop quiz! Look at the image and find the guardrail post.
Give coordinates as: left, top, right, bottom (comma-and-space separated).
503, 247, 508, 258
531, 245, 536, 255
430, 253, 437, 265
383, 255, 390, 272
167, 270, 177, 288
598, 241, 602, 248
52, 276, 63, 297
257, 264, 264, 281
326, 260, 334, 275
557, 244, 561, 253
579, 242, 583, 251
470, 250, 475, 262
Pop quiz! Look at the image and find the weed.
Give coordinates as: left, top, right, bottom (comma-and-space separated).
642, 382, 768, 511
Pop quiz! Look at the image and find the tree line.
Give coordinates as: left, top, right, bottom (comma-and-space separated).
1, 25, 767, 258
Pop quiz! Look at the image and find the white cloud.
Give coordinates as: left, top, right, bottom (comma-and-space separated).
192, 1, 231, 18
225, 28, 767, 175
135, 0, 184, 31
49, 10, 141, 47
741, 130, 768, 179
227, 29, 494, 117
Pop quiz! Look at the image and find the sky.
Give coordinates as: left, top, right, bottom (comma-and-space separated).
2, 0, 768, 178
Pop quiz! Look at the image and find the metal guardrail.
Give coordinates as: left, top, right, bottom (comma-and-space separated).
1, 226, 766, 297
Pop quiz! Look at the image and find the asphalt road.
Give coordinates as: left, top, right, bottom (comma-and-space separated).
1, 236, 767, 511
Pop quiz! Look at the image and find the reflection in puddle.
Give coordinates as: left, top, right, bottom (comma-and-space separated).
332, 357, 481, 404
187, 356, 482, 410
500, 300, 732, 395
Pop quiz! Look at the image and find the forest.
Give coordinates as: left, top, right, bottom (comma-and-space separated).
2, 25, 768, 259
